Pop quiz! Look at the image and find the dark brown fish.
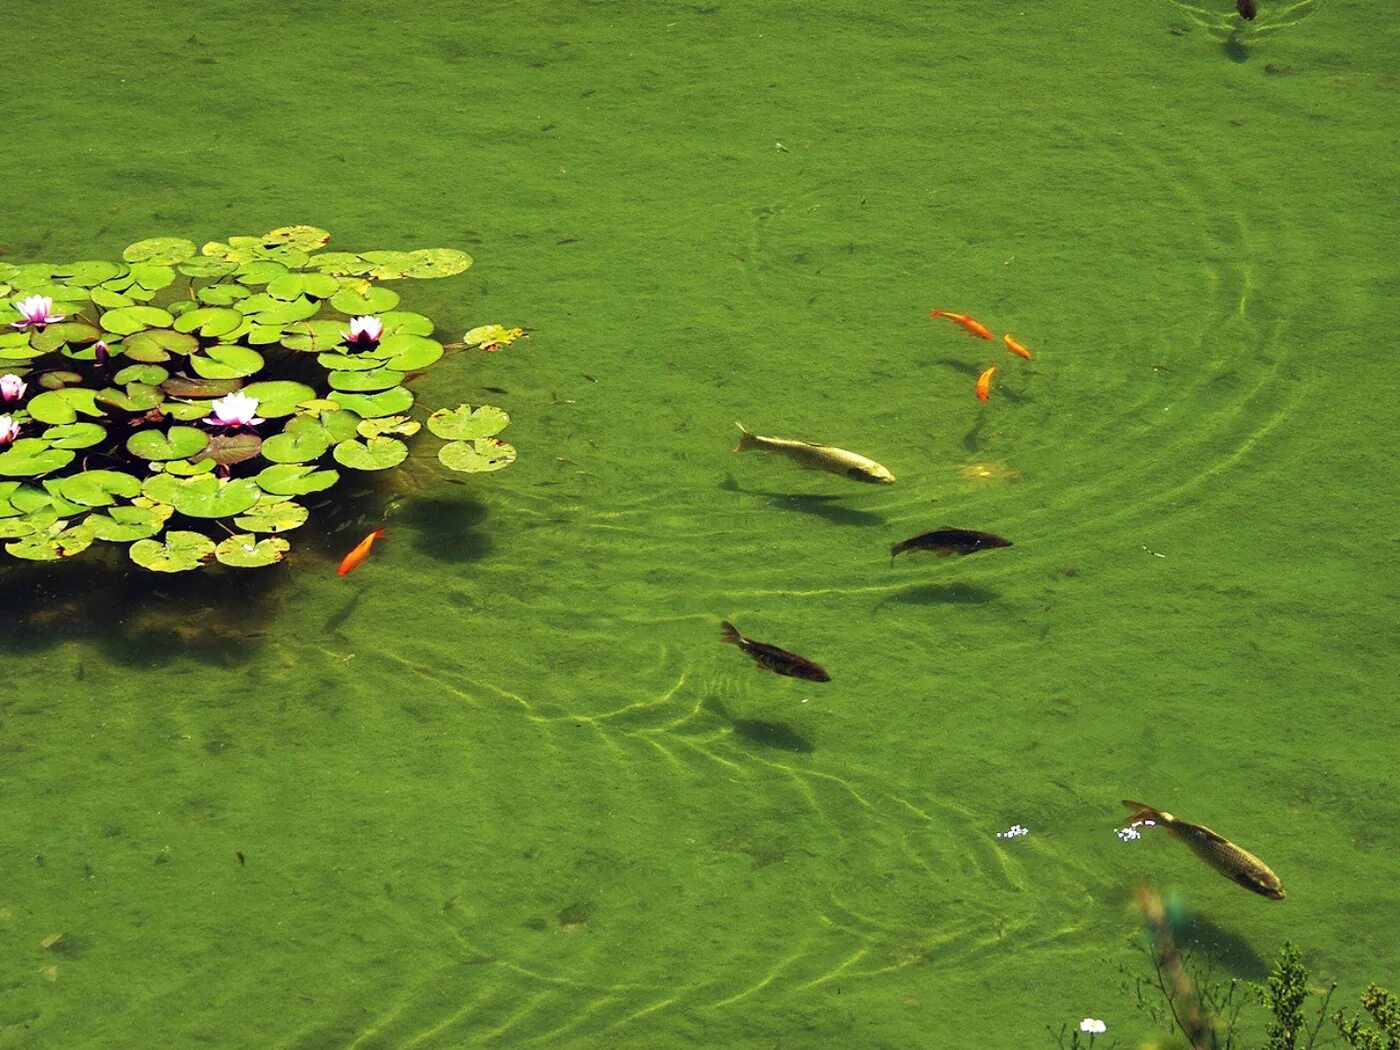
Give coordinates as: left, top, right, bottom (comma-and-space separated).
720, 621, 830, 682
890, 528, 1012, 562
1236, 0, 1257, 19
1122, 800, 1284, 900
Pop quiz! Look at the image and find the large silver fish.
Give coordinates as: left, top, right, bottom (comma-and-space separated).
733, 422, 894, 484
1122, 800, 1285, 900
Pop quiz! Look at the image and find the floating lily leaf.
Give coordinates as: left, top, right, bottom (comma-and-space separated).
10, 485, 59, 514
234, 499, 308, 533
233, 259, 289, 284
239, 294, 319, 325
42, 421, 107, 449
203, 432, 262, 467
165, 400, 213, 422
126, 328, 198, 361
261, 418, 332, 463
330, 283, 399, 314
239, 380, 315, 417
356, 415, 420, 439
141, 473, 185, 504
27, 387, 103, 424
164, 456, 217, 476
171, 474, 261, 518
308, 252, 371, 276
190, 345, 264, 379
57, 470, 142, 507
91, 286, 135, 309
379, 311, 435, 337
196, 283, 251, 306
328, 366, 404, 392
439, 438, 516, 474
463, 324, 527, 350
161, 374, 242, 399
38, 479, 87, 517
333, 437, 408, 471
131, 495, 176, 521
263, 225, 331, 251
175, 307, 244, 338
318, 351, 385, 371
265, 272, 339, 301
130, 530, 216, 572
215, 532, 290, 568
123, 238, 197, 264
96, 382, 164, 413
114, 363, 169, 386
178, 257, 240, 279
128, 263, 176, 292
127, 426, 209, 461
405, 248, 473, 278
279, 320, 347, 353
318, 409, 362, 442
8, 521, 95, 561
29, 321, 102, 354
0, 440, 75, 477
359, 250, 418, 280
372, 334, 442, 371
37, 370, 83, 390
329, 386, 414, 418
427, 404, 510, 440
87, 504, 166, 542
56, 260, 127, 286
100, 305, 175, 335
256, 463, 340, 496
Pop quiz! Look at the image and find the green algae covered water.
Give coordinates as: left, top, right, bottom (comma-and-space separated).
4, 2, 1399, 1046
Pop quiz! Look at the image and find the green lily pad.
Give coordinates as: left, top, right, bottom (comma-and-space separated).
127, 426, 209, 461
161, 375, 243, 399
261, 418, 332, 463
328, 367, 404, 392
128, 263, 176, 292
123, 238, 197, 264
404, 248, 473, 278
57, 470, 142, 507
427, 404, 510, 440
378, 311, 435, 337
359, 251, 418, 280
279, 320, 349, 353
56, 260, 127, 286
171, 474, 261, 518
256, 463, 340, 496
189, 345, 264, 379
141, 473, 185, 504
166, 401, 213, 422
240, 295, 319, 326
10, 484, 58, 514
101, 305, 174, 335
263, 225, 331, 251
114, 363, 169, 386
439, 438, 516, 474
203, 432, 262, 467
196, 283, 251, 307
177, 257, 240, 279
0, 439, 75, 477
38, 479, 87, 517
163, 456, 216, 476
41, 421, 107, 449
0, 513, 41, 538
234, 499, 308, 534
318, 351, 387, 371
308, 252, 371, 276
318, 409, 362, 442
215, 532, 290, 568
328, 386, 414, 418
96, 382, 164, 413
130, 530, 216, 572
174, 307, 244, 338
87, 504, 166, 542
27, 388, 104, 424
8, 522, 95, 561
29, 321, 102, 354
233, 259, 289, 285
357, 415, 420, 439
266, 272, 339, 300
239, 380, 315, 417
37, 370, 83, 390
125, 328, 199, 361
91, 286, 135, 309
330, 284, 399, 315
372, 334, 442, 371
332, 437, 408, 471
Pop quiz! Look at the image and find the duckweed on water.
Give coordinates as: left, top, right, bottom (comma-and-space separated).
0, 226, 520, 571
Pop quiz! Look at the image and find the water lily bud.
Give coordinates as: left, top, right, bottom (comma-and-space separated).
0, 374, 26, 402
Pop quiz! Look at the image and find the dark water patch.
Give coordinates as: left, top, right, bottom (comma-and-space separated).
1178, 912, 1270, 978
730, 718, 815, 753
394, 496, 493, 565
720, 476, 886, 527
879, 582, 1000, 607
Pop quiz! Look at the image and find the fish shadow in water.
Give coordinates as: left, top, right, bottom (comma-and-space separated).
1177, 912, 1270, 978
395, 496, 493, 564
878, 582, 1000, 608
1223, 30, 1249, 63
720, 476, 886, 528
731, 717, 815, 753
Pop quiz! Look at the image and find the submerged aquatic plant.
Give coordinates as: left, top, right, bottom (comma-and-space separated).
0, 226, 521, 570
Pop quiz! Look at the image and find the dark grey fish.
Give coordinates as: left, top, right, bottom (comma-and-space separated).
890, 528, 1012, 563
720, 621, 830, 682
1236, 0, 1258, 20
1122, 800, 1285, 900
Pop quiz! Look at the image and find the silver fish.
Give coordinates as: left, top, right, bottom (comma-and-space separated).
733, 422, 894, 484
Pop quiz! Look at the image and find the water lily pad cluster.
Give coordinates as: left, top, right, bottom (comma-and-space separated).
0, 227, 518, 570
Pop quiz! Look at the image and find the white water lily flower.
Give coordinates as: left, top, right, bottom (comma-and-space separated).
208, 391, 263, 428
0, 374, 26, 402
342, 315, 383, 347
10, 294, 65, 329
0, 414, 19, 445
1080, 1018, 1106, 1034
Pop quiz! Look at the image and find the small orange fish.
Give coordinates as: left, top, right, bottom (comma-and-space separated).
1003, 333, 1033, 360
976, 366, 997, 402
338, 527, 385, 576
930, 309, 993, 340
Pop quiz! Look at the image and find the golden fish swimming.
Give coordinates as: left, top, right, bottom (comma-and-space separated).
1121, 800, 1285, 900
733, 422, 894, 484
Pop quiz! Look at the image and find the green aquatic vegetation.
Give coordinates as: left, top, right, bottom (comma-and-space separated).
0, 226, 519, 571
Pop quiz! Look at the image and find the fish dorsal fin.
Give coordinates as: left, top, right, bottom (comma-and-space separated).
1185, 821, 1229, 845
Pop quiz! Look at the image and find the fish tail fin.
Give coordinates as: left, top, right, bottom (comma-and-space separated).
1121, 800, 1165, 824
371, 527, 386, 540
720, 620, 743, 646
733, 422, 758, 453
929, 309, 947, 319
889, 541, 904, 564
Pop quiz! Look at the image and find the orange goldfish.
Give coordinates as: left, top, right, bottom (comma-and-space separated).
976, 366, 997, 402
338, 527, 385, 576
1003, 333, 1033, 360
930, 310, 993, 340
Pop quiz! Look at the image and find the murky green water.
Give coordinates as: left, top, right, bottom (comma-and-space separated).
4, 1, 1398, 1046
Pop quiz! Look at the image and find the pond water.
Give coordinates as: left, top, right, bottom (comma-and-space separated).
4, 1, 1397, 1046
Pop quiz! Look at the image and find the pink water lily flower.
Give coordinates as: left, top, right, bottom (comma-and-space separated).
342, 315, 383, 348
0, 415, 19, 446
0, 374, 25, 402
208, 391, 263, 428
10, 295, 65, 329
